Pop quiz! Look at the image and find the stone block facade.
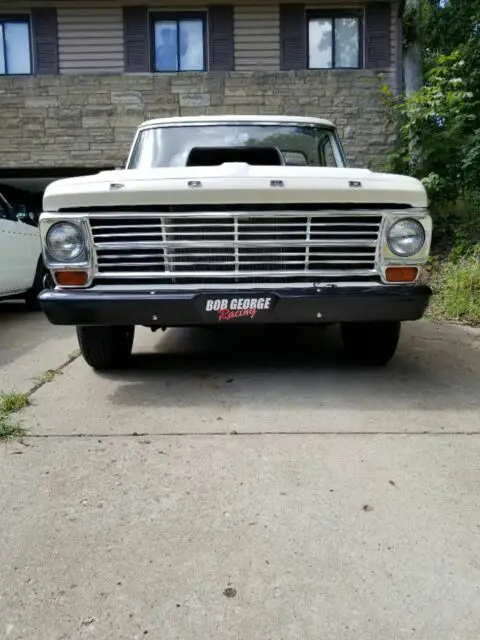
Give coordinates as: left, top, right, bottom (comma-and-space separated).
0, 70, 395, 171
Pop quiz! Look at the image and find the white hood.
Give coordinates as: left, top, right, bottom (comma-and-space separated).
43, 164, 428, 211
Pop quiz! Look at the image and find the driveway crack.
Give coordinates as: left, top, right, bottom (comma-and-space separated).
24, 430, 480, 439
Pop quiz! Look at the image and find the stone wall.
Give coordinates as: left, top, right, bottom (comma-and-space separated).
0, 70, 395, 170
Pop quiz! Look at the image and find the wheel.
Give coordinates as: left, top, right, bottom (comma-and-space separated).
340, 321, 401, 366
76, 326, 135, 370
24, 257, 47, 311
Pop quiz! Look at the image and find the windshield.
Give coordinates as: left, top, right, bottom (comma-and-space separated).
127, 124, 345, 169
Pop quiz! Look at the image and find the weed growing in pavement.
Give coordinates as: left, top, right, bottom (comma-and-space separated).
0, 417, 27, 441
0, 391, 30, 441
0, 391, 30, 415
37, 369, 60, 384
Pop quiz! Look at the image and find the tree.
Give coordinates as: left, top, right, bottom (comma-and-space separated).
386, 0, 480, 246
402, 0, 424, 97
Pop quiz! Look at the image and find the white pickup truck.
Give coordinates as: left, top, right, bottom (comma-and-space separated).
38, 115, 432, 369
0, 191, 44, 310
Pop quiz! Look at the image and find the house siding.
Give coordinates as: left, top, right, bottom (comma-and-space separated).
57, 5, 124, 73
234, 6, 280, 71
0, 0, 398, 73
0, 1, 399, 171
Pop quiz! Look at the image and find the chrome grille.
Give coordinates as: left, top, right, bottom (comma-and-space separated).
89, 211, 383, 286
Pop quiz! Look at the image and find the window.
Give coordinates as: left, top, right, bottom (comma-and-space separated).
0, 17, 32, 75
308, 12, 362, 69
151, 13, 206, 72
128, 124, 345, 170
319, 132, 337, 167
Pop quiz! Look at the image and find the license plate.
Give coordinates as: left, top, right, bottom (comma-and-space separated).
199, 295, 276, 322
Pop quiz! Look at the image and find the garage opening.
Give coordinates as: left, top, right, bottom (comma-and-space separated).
0, 167, 114, 224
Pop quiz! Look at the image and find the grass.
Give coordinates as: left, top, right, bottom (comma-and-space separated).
429, 244, 480, 327
0, 392, 30, 441
0, 391, 30, 415
0, 350, 82, 442
35, 351, 80, 387
37, 369, 61, 384
0, 419, 27, 441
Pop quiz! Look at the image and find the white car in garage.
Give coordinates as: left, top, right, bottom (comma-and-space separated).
0, 191, 45, 310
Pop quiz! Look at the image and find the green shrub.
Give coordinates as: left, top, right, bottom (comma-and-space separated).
383, 52, 479, 201
430, 196, 480, 251
429, 244, 480, 326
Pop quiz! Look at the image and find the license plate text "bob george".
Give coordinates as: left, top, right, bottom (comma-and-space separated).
205, 297, 272, 321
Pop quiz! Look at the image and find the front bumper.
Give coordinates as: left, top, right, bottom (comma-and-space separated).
39, 285, 432, 326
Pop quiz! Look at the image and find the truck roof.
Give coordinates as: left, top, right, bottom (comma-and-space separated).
139, 115, 336, 130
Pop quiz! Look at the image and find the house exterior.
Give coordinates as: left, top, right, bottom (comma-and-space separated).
0, 0, 401, 178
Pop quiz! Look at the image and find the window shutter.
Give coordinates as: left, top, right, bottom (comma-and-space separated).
280, 5, 306, 71
124, 6, 149, 72
208, 6, 234, 71
365, 3, 391, 69
31, 8, 58, 75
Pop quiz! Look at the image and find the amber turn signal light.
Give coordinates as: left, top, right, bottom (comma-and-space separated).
55, 270, 89, 286
385, 266, 418, 283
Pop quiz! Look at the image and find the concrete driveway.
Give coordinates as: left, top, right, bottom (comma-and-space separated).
0, 307, 479, 640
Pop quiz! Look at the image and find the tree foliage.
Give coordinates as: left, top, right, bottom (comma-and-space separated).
386, 52, 479, 202
387, 0, 480, 216
395, 1, 480, 322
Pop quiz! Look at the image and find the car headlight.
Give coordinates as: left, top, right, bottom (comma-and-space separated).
46, 222, 85, 262
387, 219, 426, 257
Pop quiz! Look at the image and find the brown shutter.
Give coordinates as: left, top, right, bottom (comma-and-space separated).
280, 5, 306, 71
124, 6, 149, 72
208, 6, 234, 71
31, 8, 58, 74
365, 3, 391, 69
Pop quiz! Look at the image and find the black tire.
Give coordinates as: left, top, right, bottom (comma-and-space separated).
24, 256, 47, 311
76, 326, 135, 370
340, 321, 401, 366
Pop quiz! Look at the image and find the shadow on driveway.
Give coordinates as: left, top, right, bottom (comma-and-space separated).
95, 322, 480, 417
0, 302, 51, 367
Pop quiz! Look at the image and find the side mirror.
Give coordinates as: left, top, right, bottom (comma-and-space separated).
15, 208, 38, 226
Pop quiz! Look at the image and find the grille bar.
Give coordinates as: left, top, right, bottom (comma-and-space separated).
95, 239, 379, 249
94, 269, 378, 279
89, 211, 383, 286
93, 230, 379, 239
97, 251, 375, 258
93, 222, 381, 229
98, 259, 374, 267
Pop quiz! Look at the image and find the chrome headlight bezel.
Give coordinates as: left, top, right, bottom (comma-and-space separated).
387, 218, 426, 258
40, 217, 91, 266
380, 210, 432, 284
45, 221, 85, 263
39, 215, 94, 288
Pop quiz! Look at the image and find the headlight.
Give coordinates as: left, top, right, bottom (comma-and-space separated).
46, 222, 85, 262
387, 219, 426, 257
